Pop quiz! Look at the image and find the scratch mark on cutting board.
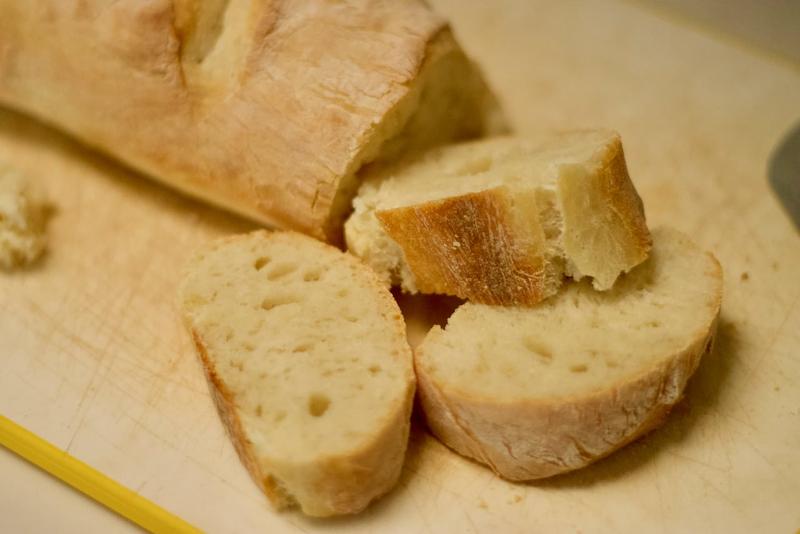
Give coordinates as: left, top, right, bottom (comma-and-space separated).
65, 412, 88, 453
652, 459, 667, 533
745, 437, 793, 478
71, 332, 118, 412
462, 505, 480, 533
122, 412, 259, 499
407, 488, 435, 534
695, 472, 739, 510
666, 450, 730, 473
17, 296, 111, 369
708, 403, 757, 432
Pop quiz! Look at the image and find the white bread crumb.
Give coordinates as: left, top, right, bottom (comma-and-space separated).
0, 168, 47, 269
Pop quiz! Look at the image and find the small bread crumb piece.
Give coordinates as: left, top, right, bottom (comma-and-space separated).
0, 168, 47, 269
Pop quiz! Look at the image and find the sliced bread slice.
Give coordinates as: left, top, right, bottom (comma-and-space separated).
414, 227, 722, 480
178, 231, 415, 516
345, 130, 651, 306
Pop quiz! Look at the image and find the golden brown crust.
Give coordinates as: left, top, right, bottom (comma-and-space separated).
0, 1, 495, 242
414, 255, 723, 481
601, 138, 652, 256
377, 186, 556, 306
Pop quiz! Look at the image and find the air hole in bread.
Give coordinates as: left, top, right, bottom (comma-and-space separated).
266, 262, 296, 280
455, 155, 492, 175
644, 320, 661, 328
570, 364, 588, 373
368, 365, 381, 375
183, 294, 208, 308
308, 394, 330, 417
274, 410, 286, 423
303, 268, 322, 282
261, 294, 299, 311
522, 337, 552, 363
254, 257, 270, 270
248, 319, 265, 335
255, 404, 263, 417
292, 343, 312, 353
336, 288, 348, 298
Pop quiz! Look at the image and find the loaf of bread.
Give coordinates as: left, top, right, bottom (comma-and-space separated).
414, 228, 722, 480
0, 167, 47, 269
179, 231, 415, 516
0, 1, 501, 242
345, 130, 651, 305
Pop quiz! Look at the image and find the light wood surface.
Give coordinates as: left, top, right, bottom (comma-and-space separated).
2, 1, 799, 532
0, 446, 133, 533
638, 0, 800, 65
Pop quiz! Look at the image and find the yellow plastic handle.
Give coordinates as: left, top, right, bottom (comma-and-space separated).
0, 415, 201, 533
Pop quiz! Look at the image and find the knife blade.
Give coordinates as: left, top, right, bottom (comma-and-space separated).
769, 121, 800, 230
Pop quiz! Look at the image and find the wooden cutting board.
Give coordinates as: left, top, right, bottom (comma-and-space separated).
2, 1, 799, 532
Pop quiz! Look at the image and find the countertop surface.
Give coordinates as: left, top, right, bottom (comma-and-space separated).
2, 1, 799, 532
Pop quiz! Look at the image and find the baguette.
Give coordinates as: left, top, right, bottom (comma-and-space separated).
414, 227, 722, 480
345, 130, 651, 306
0, 1, 500, 242
179, 230, 414, 516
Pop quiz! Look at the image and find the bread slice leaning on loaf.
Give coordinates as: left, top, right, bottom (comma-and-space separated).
414, 227, 722, 480
345, 130, 651, 306
178, 231, 415, 516
0, 1, 502, 241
